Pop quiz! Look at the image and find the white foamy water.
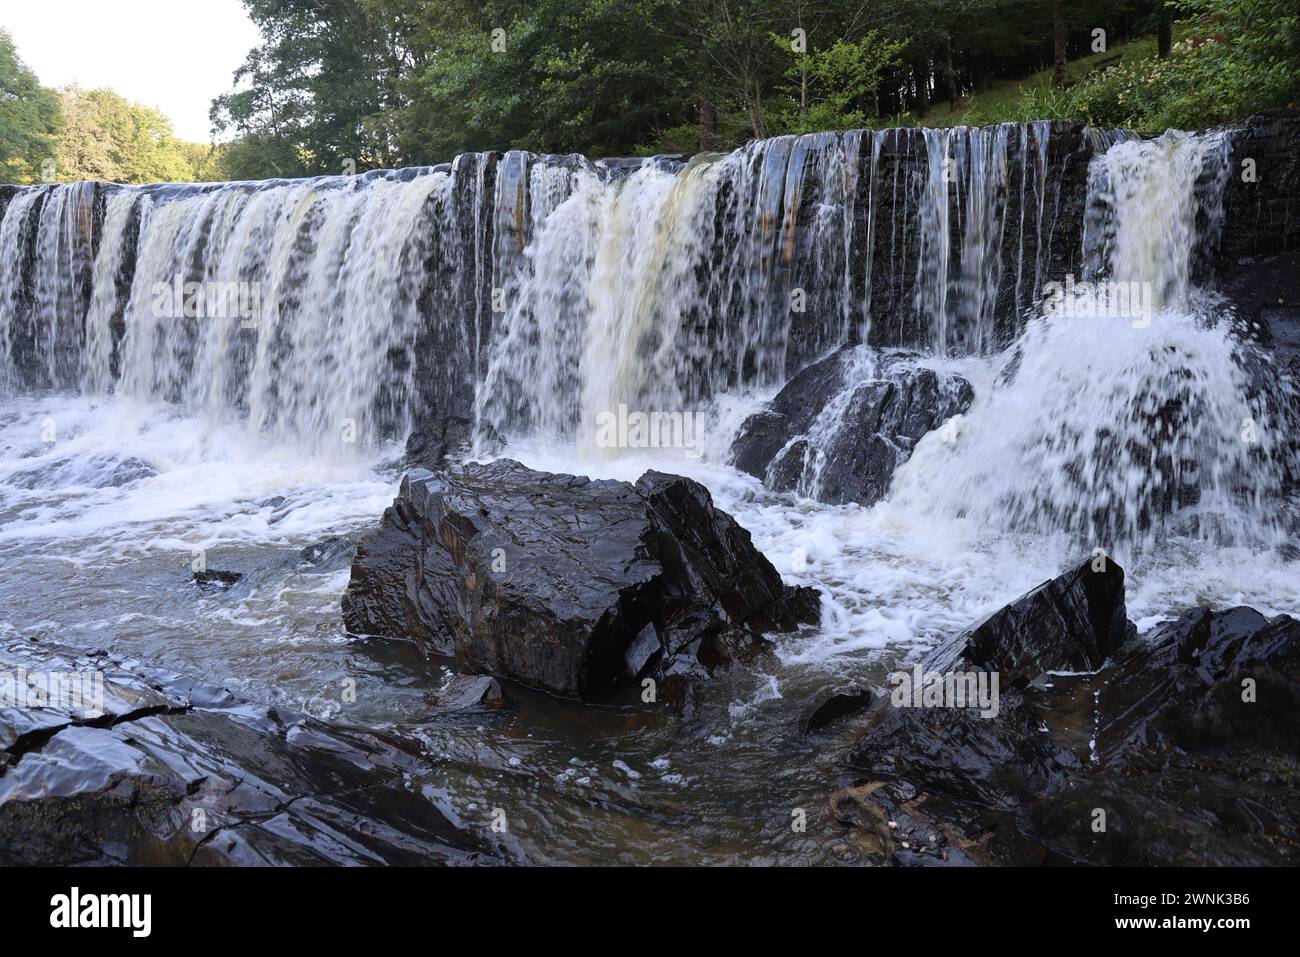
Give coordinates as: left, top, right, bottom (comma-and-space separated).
0, 126, 1296, 696
0, 394, 399, 558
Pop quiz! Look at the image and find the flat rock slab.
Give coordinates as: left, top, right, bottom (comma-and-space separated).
434, 674, 507, 711
343, 459, 819, 699
0, 635, 501, 866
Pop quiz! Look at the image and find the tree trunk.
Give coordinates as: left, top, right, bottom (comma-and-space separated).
1157, 8, 1172, 58
748, 89, 766, 140
698, 97, 717, 152
912, 60, 930, 117
944, 41, 960, 109
1052, 0, 1068, 89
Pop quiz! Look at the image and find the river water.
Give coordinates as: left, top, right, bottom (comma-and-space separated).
1, 127, 1297, 863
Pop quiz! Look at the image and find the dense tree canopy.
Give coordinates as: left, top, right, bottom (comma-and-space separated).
55, 87, 198, 184
0, 29, 225, 185
212, 0, 1299, 177
5, 1, 1297, 185
0, 29, 60, 183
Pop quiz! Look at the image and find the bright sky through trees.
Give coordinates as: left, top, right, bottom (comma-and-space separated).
1, 0, 259, 141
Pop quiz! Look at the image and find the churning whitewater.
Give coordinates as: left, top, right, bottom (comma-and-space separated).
1, 123, 1297, 863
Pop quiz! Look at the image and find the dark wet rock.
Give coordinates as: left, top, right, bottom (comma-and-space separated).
0, 634, 502, 865
298, 536, 355, 571
1219, 110, 1300, 269
193, 569, 242, 590
730, 345, 973, 506
404, 415, 475, 470
837, 556, 1300, 866
926, 554, 1132, 684
342, 459, 818, 699
624, 623, 660, 678
1098, 606, 1300, 757
434, 674, 506, 711
848, 682, 1075, 811
863, 121, 1093, 353
1216, 111, 1300, 493
799, 686, 874, 734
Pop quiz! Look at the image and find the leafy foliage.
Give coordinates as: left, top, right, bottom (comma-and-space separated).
54, 87, 197, 184
1055, 1, 1299, 131
8, 2, 1299, 184
767, 32, 909, 134
0, 29, 60, 183
2, 30, 229, 185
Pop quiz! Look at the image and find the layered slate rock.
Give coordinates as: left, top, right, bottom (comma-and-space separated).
0, 635, 500, 866
403, 414, 475, 471
434, 674, 507, 711
730, 345, 973, 506
835, 558, 1300, 866
342, 460, 819, 698
925, 554, 1132, 683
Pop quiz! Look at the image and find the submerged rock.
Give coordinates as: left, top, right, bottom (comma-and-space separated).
0, 634, 501, 866
730, 345, 973, 505
434, 674, 507, 711
6, 453, 156, 490
836, 557, 1300, 866
298, 536, 355, 571
342, 459, 819, 698
193, 569, 242, 590
799, 686, 874, 734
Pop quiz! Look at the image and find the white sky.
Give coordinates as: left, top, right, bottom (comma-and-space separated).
2, 0, 262, 142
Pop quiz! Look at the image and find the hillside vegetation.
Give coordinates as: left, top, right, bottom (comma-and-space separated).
2, 1, 1296, 183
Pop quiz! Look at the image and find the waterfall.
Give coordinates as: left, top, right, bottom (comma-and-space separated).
0, 119, 1275, 527
1, 119, 1295, 674
0, 187, 47, 388
0, 184, 96, 391
891, 129, 1295, 555
71, 172, 446, 455
1082, 130, 1232, 308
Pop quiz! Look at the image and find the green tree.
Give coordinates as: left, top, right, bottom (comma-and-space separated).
211, 0, 417, 176
767, 31, 907, 134
0, 29, 60, 183
54, 87, 195, 184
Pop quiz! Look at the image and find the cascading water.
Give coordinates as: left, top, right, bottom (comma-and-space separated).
893, 129, 1294, 561
1, 121, 1296, 864
0, 183, 97, 391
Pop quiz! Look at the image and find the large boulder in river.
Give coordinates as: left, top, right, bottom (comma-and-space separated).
835, 557, 1300, 866
730, 345, 973, 505
342, 460, 819, 698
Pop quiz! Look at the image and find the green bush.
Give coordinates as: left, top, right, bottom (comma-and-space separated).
1069, 3, 1300, 132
